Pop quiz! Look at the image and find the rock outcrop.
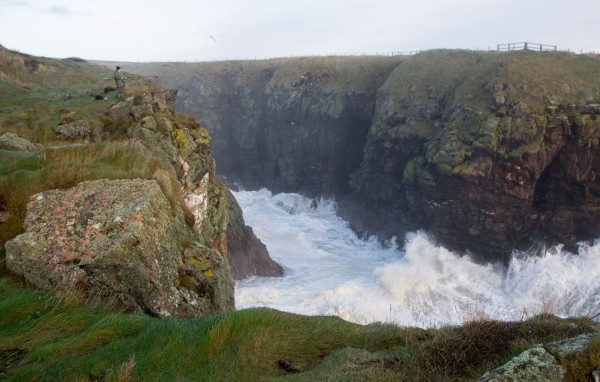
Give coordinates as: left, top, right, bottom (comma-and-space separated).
0, 132, 39, 151
478, 332, 600, 381
5, 178, 233, 317
121, 93, 281, 279
54, 120, 91, 140
344, 51, 600, 259
110, 97, 135, 121
4, 89, 281, 316
226, 191, 284, 279
127, 50, 600, 260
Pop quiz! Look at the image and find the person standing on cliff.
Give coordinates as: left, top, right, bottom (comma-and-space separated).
114, 66, 126, 99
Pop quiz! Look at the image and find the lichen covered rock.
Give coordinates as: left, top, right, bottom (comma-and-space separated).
54, 119, 91, 140
545, 332, 600, 359
109, 97, 135, 121
0, 132, 39, 151
479, 332, 600, 382
478, 346, 564, 382
131, 103, 154, 121
5, 178, 234, 317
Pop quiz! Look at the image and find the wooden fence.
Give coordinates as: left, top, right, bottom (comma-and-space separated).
497, 42, 557, 52
390, 50, 421, 56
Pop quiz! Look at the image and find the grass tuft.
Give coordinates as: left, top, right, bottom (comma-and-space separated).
560, 337, 600, 382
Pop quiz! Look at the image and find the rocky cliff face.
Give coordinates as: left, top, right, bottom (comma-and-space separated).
112, 93, 281, 280
128, 51, 600, 260
129, 57, 399, 197
347, 51, 600, 259
226, 190, 284, 279
4, 87, 286, 316
6, 178, 233, 318
5, 95, 240, 317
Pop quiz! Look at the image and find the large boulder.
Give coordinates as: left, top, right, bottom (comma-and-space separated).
0, 132, 39, 151
109, 97, 135, 121
54, 120, 91, 140
5, 178, 234, 318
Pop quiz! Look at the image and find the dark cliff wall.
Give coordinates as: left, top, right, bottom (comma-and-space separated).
128, 57, 399, 197
226, 190, 284, 279
128, 51, 600, 260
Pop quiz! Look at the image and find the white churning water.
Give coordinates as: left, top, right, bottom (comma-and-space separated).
233, 189, 600, 327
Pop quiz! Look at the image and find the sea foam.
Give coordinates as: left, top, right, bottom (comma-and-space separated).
234, 189, 600, 327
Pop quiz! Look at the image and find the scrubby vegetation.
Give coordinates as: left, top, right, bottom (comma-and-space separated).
0, 46, 598, 381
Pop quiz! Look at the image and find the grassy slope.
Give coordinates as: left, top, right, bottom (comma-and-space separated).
0, 48, 599, 381
0, 48, 162, 144
1, 265, 597, 382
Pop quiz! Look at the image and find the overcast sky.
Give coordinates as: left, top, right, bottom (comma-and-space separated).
1, 0, 599, 62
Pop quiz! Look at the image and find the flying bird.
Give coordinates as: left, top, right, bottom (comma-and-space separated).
209, 35, 216, 42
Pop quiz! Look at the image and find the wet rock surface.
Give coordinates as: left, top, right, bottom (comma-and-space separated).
226, 191, 283, 280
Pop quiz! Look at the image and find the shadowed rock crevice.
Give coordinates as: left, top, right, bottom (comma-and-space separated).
226, 191, 283, 279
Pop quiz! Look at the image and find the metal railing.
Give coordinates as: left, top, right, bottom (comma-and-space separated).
497, 42, 557, 52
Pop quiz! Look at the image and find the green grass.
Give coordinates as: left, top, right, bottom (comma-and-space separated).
0, 267, 597, 381
0, 48, 161, 145
0, 271, 402, 381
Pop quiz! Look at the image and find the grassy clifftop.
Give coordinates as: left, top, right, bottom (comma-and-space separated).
0, 48, 599, 381
0, 48, 164, 250
0, 48, 164, 144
